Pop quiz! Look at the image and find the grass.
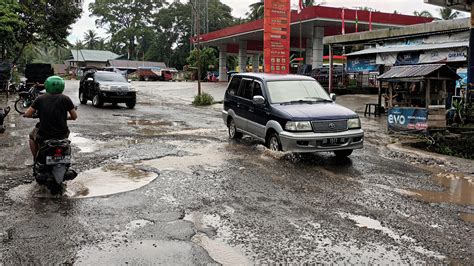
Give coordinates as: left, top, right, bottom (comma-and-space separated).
192, 92, 214, 106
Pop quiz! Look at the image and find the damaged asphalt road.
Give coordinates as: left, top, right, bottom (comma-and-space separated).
0, 81, 473, 264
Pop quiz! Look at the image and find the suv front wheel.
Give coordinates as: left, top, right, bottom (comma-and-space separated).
79, 91, 87, 104
267, 132, 282, 151
92, 94, 103, 108
126, 98, 136, 109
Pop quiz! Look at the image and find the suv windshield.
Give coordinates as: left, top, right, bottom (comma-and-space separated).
95, 72, 126, 82
266, 80, 331, 104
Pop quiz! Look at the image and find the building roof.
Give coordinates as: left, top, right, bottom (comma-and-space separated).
69, 49, 120, 63
107, 60, 166, 68
425, 0, 471, 12
378, 64, 460, 81
347, 41, 469, 56
195, 6, 432, 47
324, 18, 469, 46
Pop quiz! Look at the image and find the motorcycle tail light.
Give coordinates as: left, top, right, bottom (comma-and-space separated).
54, 148, 63, 156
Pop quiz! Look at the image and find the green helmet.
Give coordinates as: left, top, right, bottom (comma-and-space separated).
44, 76, 65, 94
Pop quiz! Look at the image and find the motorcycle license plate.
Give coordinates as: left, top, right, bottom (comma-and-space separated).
46, 155, 71, 165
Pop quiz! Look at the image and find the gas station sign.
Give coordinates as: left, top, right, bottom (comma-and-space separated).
264, 0, 291, 74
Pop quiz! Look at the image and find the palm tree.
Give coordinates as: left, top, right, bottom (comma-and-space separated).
83, 29, 100, 50
413, 10, 433, 18
438, 7, 460, 20
246, 1, 264, 21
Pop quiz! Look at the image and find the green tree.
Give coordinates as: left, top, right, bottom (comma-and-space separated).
89, 0, 165, 60
83, 29, 100, 50
187, 47, 218, 78
438, 7, 460, 20
0, 1, 24, 61
1, 0, 80, 65
246, 1, 264, 21
413, 10, 433, 18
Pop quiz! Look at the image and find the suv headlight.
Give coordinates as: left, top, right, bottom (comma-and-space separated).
285, 121, 312, 132
347, 118, 361, 129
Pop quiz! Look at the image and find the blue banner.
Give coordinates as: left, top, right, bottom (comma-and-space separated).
387, 107, 429, 134
346, 56, 378, 73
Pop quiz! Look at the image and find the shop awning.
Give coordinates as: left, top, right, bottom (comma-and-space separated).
346, 41, 468, 56
378, 64, 460, 81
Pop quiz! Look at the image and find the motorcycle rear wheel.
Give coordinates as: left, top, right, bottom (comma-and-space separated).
14, 98, 31, 114
47, 181, 65, 195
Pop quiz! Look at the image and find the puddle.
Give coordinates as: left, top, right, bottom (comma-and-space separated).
184, 212, 250, 265
459, 213, 474, 223
69, 133, 102, 153
66, 164, 158, 198
141, 140, 229, 173
339, 212, 445, 260
128, 119, 186, 128
75, 240, 208, 265
409, 172, 474, 206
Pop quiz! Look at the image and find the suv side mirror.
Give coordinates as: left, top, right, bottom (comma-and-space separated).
253, 95, 265, 105
330, 93, 336, 102
86, 77, 93, 82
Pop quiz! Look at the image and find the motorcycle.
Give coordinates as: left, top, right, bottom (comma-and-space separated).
0, 106, 10, 133
34, 138, 78, 195
14, 84, 43, 114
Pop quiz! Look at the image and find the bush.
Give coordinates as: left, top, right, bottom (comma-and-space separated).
192, 92, 214, 106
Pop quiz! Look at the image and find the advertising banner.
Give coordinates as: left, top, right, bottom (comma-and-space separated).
419, 48, 467, 64
346, 56, 378, 73
387, 107, 429, 134
264, 0, 291, 74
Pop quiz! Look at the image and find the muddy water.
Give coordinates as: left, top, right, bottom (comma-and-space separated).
65, 164, 158, 198
184, 212, 251, 265
409, 173, 474, 206
69, 133, 101, 153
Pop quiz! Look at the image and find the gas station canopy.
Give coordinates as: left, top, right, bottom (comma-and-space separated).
424, 0, 472, 12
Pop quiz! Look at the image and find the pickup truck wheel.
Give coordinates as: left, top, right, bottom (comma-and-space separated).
79, 91, 87, 104
92, 94, 103, 108
228, 118, 242, 139
267, 132, 282, 151
334, 149, 353, 157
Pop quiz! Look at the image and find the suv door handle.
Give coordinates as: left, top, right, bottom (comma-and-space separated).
249, 107, 254, 113
237, 103, 240, 108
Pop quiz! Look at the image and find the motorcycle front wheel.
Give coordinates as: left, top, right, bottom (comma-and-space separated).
14, 98, 31, 114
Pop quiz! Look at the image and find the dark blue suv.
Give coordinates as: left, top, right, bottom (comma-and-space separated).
222, 73, 364, 157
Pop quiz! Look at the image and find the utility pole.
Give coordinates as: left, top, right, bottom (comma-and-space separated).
191, 0, 202, 95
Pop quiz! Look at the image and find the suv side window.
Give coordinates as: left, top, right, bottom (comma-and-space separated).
238, 78, 253, 100
252, 81, 263, 97
227, 76, 241, 96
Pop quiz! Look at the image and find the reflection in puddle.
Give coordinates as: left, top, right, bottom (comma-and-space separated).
141, 140, 228, 173
459, 213, 474, 223
69, 133, 101, 153
409, 173, 474, 206
66, 164, 158, 198
184, 212, 250, 265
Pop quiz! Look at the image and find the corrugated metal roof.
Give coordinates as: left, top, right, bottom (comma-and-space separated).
70, 49, 120, 62
107, 60, 166, 68
347, 41, 468, 56
378, 64, 457, 80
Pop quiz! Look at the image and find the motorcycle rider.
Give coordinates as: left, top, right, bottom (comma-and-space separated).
24, 76, 77, 160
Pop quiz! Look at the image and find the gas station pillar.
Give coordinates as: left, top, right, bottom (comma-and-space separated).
218, 44, 228, 82
311, 26, 324, 69
239, 40, 247, 73
252, 54, 260, 72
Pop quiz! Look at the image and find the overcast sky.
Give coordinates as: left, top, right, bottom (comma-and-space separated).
68, 0, 465, 43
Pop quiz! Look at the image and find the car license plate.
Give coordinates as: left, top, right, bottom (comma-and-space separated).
322, 138, 347, 145
46, 155, 71, 165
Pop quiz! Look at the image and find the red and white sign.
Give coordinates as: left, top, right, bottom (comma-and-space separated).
264, 0, 291, 74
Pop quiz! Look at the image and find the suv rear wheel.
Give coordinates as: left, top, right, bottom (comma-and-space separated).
334, 149, 353, 158
267, 132, 282, 151
92, 94, 103, 108
228, 118, 242, 139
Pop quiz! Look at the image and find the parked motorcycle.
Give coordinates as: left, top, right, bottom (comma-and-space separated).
34, 138, 78, 195
14, 85, 43, 114
0, 106, 10, 133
